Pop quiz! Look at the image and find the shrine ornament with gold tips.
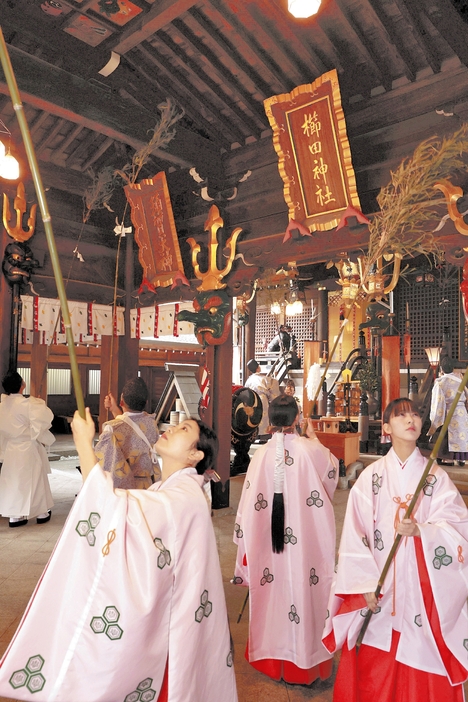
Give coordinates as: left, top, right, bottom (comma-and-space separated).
177, 205, 243, 346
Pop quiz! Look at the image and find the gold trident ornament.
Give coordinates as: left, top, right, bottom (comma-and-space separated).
434, 179, 468, 240
3, 181, 37, 242
186, 204, 242, 290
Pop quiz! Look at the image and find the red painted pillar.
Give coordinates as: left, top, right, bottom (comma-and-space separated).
381, 335, 401, 414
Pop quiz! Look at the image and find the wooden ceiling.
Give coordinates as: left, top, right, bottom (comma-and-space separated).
2, 0, 468, 300
2, 0, 468, 177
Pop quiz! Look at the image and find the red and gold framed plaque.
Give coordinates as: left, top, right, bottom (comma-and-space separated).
124, 172, 185, 289
264, 69, 361, 232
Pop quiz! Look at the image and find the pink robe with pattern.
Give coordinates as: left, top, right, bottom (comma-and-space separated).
323, 447, 468, 689
234, 433, 338, 670
0, 464, 238, 702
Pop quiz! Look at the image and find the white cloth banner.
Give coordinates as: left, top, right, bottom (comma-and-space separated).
91, 304, 113, 336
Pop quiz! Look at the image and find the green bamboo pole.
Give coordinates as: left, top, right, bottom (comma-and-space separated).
356, 362, 468, 648
0, 26, 85, 417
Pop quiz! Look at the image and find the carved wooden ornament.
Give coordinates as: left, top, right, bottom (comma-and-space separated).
124, 172, 185, 289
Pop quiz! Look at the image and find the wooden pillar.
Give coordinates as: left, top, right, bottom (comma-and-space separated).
303, 341, 322, 418
317, 287, 328, 353
381, 335, 401, 414
30, 331, 48, 401
203, 321, 233, 508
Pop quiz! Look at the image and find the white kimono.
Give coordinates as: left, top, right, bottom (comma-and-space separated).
0, 393, 54, 519
234, 433, 338, 670
0, 464, 238, 702
430, 373, 468, 453
323, 448, 468, 686
244, 374, 280, 435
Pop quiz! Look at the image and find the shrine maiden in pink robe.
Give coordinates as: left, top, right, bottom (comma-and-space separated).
323, 446, 468, 698
234, 430, 338, 680
0, 462, 237, 702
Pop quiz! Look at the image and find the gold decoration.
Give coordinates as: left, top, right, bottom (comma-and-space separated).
186, 204, 242, 291
3, 182, 36, 242
434, 179, 468, 239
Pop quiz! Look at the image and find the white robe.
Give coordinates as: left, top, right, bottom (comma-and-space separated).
430, 373, 468, 453
244, 374, 280, 435
234, 433, 338, 669
0, 464, 238, 702
323, 448, 468, 686
0, 393, 54, 519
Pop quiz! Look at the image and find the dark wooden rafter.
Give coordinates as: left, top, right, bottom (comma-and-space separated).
332, 0, 389, 90
217, 0, 295, 93
240, 4, 313, 88
393, 0, 441, 74
421, 0, 468, 69
255, 0, 331, 77
65, 130, 100, 168
154, 29, 258, 141
36, 117, 68, 157
80, 136, 114, 172
134, 42, 236, 146
53, 124, 86, 162
359, 0, 417, 83
123, 49, 229, 152
111, 0, 200, 55
170, 17, 267, 128
188, 6, 275, 100
29, 110, 51, 137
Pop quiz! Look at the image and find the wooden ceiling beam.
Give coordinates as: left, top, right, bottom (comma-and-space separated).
188, 7, 274, 100
155, 30, 259, 141
217, 0, 294, 93
422, 0, 468, 69
393, 0, 441, 74
255, 0, 330, 77
0, 45, 221, 168
111, 0, 200, 55
135, 42, 236, 147
333, 0, 389, 90
80, 136, 114, 172
29, 110, 51, 137
53, 124, 85, 162
358, 0, 417, 83
171, 18, 267, 128
123, 51, 230, 154
36, 117, 67, 157
65, 130, 100, 169
243, 4, 313, 87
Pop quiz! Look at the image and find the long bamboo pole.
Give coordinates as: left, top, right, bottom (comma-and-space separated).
0, 26, 85, 417
356, 362, 468, 648
309, 297, 357, 412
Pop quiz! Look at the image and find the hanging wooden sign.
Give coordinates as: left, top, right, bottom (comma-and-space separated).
264, 69, 361, 232
124, 172, 186, 290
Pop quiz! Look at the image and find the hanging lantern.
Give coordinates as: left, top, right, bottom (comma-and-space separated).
270, 301, 281, 315
0, 148, 20, 180
288, 0, 321, 19
425, 347, 441, 377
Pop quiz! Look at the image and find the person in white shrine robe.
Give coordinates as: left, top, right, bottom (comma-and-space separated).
323, 398, 468, 702
429, 356, 468, 463
0, 410, 238, 702
234, 394, 338, 684
0, 371, 54, 527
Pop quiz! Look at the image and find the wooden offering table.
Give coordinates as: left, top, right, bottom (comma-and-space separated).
313, 426, 361, 466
